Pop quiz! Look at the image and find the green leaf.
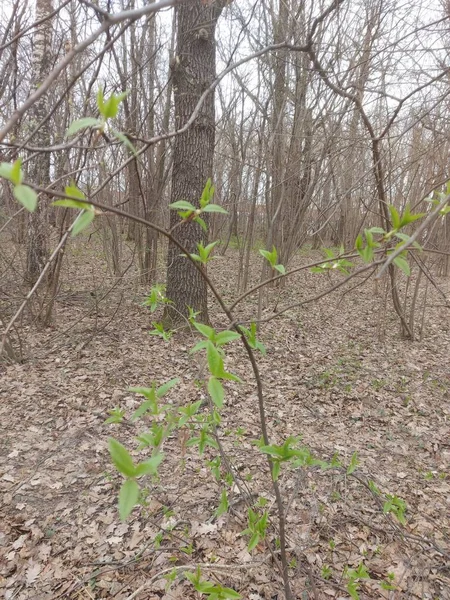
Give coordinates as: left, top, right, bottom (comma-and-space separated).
272, 461, 281, 481
389, 205, 401, 229
201, 204, 228, 214
199, 178, 215, 208
0, 159, 23, 185
113, 130, 137, 155
347, 451, 359, 475
247, 532, 260, 551
169, 200, 196, 211
194, 216, 208, 231
11, 159, 23, 185
129, 386, 156, 399
364, 229, 374, 246
208, 376, 224, 408
72, 210, 95, 236
53, 199, 88, 210
108, 438, 136, 477
193, 321, 215, 339
97, 89, 129, 121
366, 226, 385, 235
206, 341, 224, 377
215, 489, 229, 517
66, 117, 101, 137
0, 161, 15, 182
156, 378, 179, 398
190, 340, 209, 353
132, 398, 157, 420
274, 264, 286, 275
204, 241, 219, 255
399, 204, 424, 227
102, 91, 128, 119
347, 580, 360, 600
134, 453, 164, 477
361, 245, 373, 263
215, 330, 241, 345
393, 255, 410, 276
65, 181, 86, 199
221, 370, 242, 383
14, 185, 37, 212
259, 247, 277, 266
118, 479, 139, 520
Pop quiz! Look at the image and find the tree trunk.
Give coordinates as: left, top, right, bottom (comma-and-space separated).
164, 0, 224, 326
25, 0, 54, 284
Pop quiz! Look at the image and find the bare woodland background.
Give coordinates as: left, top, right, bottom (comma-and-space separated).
0, 1, 449, 599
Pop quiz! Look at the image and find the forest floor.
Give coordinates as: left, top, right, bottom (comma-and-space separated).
1, 242, 449, 600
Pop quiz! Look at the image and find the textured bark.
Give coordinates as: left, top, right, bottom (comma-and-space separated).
25, 0, 54, 284
164, 0, 224, 326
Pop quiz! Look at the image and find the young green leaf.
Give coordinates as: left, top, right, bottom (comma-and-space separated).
361, 245, 373, 263
399, 204, 424, 227
215, 489, 229, 517
118, 479, 140, 520
347, 451, 359, 475
65, 182, 86, 198
14, 185, 37, 212
66, 117, 101, 137
247, 531, 260, 551
194, 216, 208, 231
206, 341, 224, 378
215, 330, 241, 345
72, 210, 95, 236
108, 438, 136, 477
156, 378, 180, 398
190, 340, 209, 353
0, 159, 23, 184
389, 205, 401, 229
208, 376, 224, 408
101, 91, 129, 119
134, 453, 164, 477
169, 200, 196, 211
393, 255, 410, 276
53, 199, 88, 210
0, 161, 14, 182
193, 321, 215, 340
199, 178, 215, 208
260, 247, 277, 267
201, 204, 228, 214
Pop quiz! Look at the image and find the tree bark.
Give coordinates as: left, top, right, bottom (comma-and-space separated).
164, 0, 224, 326
25, 0, 54, 284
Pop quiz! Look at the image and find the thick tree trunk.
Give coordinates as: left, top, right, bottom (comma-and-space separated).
164, 0, 224, 326
25, 0, 53, 284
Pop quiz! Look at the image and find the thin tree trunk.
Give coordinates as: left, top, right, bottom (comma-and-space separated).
25, 0, 54, 284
